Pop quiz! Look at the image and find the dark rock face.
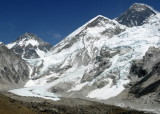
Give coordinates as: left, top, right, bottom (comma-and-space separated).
130, 60, 148, 78
128, 46, 160, 103
0, 43, 29, 90
116, 3, 156, 27
7, 33, 52, 59
129, 62, 160, 98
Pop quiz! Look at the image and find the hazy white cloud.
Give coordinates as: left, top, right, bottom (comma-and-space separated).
52, 33, 63, 39
46, 30, 63, 39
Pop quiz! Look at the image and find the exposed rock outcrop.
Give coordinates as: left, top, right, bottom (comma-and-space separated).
127, 46, 160, 105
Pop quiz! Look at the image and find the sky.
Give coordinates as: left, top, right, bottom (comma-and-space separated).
0, 0, 160, 46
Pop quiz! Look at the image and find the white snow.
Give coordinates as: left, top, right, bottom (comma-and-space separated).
87, 79, 129, 99
6, 42, 16, 49
66, 15, 109, 38
9, 87, 60, 101
6, 38, 49, 58
23, 39, 39, 46
6, 38, 40, 49
10, 66, 86, 100
36, 48, 46, 57
24, 80, 36, 87
14, 38, 40, 47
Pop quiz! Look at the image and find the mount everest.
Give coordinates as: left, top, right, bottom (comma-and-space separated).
1, 3, 160, 113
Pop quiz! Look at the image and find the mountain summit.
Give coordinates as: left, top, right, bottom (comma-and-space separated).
7, 33, 52, 59
16, 33, 43, 42
116, 3, 156, 27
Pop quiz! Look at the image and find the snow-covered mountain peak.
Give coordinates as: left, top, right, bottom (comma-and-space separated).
129, 3, 155, 12
7, 33, 52, 59
14, 33, 44, 46
116, 3, 156, 27
86, 15, 110, 25
50, 15, 125, 55
66, 15, 110, 38
86, 15, 117, 28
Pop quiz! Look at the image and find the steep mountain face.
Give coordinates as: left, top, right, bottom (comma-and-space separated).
29, 15, 125, 78
0, 43, 29, 90
111, 46, 160, 112
129, 46, 160, 101
7, 33, 52, 59
116, 3, 156, 27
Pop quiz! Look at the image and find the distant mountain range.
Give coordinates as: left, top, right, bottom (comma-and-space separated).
0, 3, 160, 113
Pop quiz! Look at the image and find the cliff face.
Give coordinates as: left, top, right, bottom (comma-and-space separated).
0, 43, 29, 90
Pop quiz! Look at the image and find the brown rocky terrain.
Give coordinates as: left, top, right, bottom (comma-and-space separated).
0, 93, 37, 114
0, 92, 147, 114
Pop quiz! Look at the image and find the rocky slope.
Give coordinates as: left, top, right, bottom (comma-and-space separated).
0, 93, 37, 114
0, 92, 147, 114
0, 43, 29, 90
129, 46, 160, 103
116, 3, 156, 27
7, 33, 52, 59
106, 46, 160, 113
